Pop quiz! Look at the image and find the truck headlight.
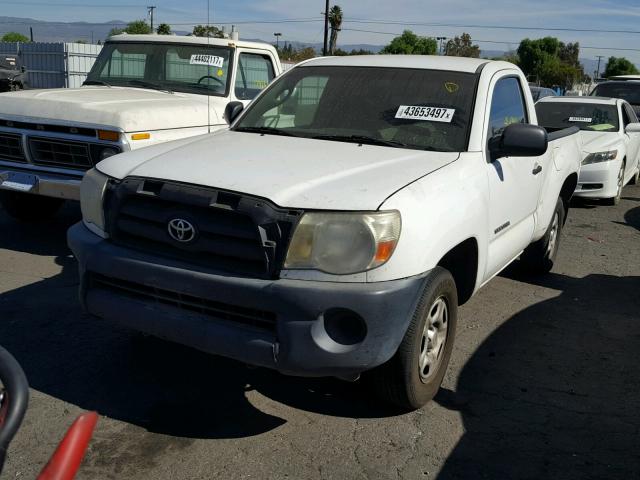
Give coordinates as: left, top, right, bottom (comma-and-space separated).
582, 150, 617, 165
80, 168, 110, 236
284, 211, 401, 275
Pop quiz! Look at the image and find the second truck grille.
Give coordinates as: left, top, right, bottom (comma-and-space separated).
0, 132, 26, 163
29, 137, 92, 169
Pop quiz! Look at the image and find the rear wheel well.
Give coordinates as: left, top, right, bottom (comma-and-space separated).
437, 238, 478, 305
559, 173, 578, 224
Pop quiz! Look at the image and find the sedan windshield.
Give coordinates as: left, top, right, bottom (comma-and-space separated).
85, 41, 232, 96
536, 102, 619, 132
233, 66, 477, 152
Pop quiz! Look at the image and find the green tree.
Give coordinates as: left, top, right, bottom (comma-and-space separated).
192, 25, 224, 38
604, 57, 639, 78
156, 23, 172, 35
108, 20, 151, 37
516, 37, 584, 88
328, 5, 343, 55
445, 33, 480, 58
1, 32, 30, 42
380, 30, 437, 55
334, 48, 373, 56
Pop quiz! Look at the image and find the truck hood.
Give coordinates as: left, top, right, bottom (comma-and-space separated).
97, 130, 459, 210
0, 86, 217, 131
579, 131, 621, 153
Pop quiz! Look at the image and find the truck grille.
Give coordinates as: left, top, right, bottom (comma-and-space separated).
0, 132, 26, 163
105, 178, 302, 279
91, 273, 278, 332
29, 137, 92, 170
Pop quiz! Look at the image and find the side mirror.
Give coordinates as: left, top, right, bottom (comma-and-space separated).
224, 101, 244, 124
489, 123, 548, 159
625, 123, 640, 134
20, 66, 25, 73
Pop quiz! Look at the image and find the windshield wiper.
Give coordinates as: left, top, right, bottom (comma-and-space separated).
127, 79, 173, 94
83, 79, 111, 87
311, 134, 409, 148
233, 126, 299, 137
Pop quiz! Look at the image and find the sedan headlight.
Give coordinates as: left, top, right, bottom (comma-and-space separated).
284, 211, 401, 275
80, 168, 110, 235
582, 150, 617, 165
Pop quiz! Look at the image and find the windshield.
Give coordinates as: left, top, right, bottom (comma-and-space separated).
233, 66, 477, 152
591, 83, 640, 106
536, 102, 619, 132
85, 41, 233, 95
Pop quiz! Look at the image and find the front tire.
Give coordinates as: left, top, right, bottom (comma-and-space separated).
603, 161, 625, 206
520, 197, 564, 274
0, 191, 64, 221
370, 267, 458, 410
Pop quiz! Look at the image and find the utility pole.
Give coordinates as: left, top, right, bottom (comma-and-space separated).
274, 32, 282, 50
147, 6, 156, 32
323, 0, 329, 56
596, 55, 605, 79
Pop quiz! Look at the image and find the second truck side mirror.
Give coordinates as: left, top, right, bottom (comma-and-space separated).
489, 123, 548, 160
225, 101, 244, 124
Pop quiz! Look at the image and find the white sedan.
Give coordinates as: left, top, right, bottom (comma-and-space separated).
536, 96, 640, 205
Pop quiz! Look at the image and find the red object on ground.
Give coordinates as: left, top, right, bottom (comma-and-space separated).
37, 412, 98, 480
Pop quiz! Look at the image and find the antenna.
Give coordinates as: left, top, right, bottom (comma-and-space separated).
207, 0, 211, 133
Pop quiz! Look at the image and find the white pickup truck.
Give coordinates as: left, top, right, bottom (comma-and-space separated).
68, 56, 582, 409
0, 34, 281, 220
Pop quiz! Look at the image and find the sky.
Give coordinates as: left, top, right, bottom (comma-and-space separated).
3, 0, 640, 67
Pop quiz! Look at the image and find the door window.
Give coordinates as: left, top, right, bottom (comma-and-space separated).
234, 53, 275, 100
488, 77, 528, 139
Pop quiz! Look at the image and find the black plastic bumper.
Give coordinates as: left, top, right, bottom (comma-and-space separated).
68, 222, 428, 377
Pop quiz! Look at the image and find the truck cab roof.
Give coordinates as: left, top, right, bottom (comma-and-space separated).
296, 55, 519, 75
107, 34, 279, 54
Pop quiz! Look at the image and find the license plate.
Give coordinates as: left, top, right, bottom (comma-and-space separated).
0, 172, 38, 192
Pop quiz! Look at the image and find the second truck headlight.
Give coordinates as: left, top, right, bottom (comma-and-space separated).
582, 150, 617, 165
284, 211, 401, 274
80, 168, 110, 236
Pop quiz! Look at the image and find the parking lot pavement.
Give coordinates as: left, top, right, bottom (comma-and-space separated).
1, 185, 639, 480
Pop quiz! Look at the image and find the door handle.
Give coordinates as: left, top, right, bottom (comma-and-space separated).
532, 164, 543, 175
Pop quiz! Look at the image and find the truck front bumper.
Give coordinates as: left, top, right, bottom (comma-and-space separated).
68, 222, 427, 377
0, 166, 82, 200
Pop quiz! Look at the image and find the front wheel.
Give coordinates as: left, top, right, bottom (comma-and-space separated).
520, 197, 565, 274
0, 191, 64, 221
603, 161, 625, 206
369, 267, 458, 410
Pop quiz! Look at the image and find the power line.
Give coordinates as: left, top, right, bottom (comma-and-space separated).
346, 18, 640, 35
342, 28, 640, 54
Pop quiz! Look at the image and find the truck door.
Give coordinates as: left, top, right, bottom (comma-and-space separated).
484, 75, 546, 279
231, 50, 277, 107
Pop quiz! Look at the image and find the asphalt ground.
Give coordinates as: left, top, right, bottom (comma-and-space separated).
1, 183, 639, 479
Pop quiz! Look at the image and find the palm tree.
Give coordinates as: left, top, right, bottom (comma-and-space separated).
328, 5, 343, 55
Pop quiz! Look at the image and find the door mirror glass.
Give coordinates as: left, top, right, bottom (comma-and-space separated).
224, 101, 244, 124
489, 123, 548, 159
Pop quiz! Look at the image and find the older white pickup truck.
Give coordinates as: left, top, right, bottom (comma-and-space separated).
0, 34, 281, 220
68, 56, 582, 409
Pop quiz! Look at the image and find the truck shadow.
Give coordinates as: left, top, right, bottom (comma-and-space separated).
437, 270, 640, 479
0, 206, 395, 443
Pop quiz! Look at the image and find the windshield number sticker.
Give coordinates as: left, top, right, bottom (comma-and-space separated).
190, 54, 224, 67
395, 106, 455, 123
569, 116, 593, 123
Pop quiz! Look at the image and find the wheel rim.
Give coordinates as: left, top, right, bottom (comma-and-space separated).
546, 211, 559, 258
419, 296, 449, 383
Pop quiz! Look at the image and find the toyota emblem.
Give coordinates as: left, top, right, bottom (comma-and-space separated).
167, 218, 197, 243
